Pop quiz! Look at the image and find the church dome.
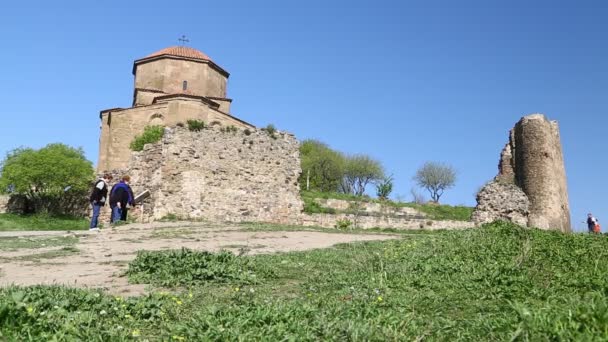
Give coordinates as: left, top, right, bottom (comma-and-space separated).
144, 46, 212, 61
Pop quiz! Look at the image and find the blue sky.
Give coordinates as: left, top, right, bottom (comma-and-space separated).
0, 0, 606, 230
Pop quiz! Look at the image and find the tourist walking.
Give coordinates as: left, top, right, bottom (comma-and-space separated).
587, 213, 600, 234
110, 175, 135, 224
89, 173, 113, 231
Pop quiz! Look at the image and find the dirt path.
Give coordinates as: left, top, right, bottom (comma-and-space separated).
0, 222, 398, 296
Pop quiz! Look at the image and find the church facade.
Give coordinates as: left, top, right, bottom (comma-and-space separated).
97, 46, 254, 171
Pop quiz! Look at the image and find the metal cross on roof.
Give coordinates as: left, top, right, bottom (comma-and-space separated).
178, 35, 190, 45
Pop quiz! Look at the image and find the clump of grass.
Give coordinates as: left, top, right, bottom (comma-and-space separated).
0, 236, 78, 251
302, 199, 336, 214
126, 248, 275, 287
187, 119, 206, 132
0, 213, 88, 231
129, 125, 164, 151
401, 202, 473, 221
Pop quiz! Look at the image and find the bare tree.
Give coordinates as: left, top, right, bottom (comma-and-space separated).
410, 187, 426, 204
413, 162, 456, 203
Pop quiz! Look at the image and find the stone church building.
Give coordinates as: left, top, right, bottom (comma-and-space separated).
97, 46, 254, 171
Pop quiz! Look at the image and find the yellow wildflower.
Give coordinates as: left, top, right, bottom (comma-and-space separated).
132, 329, 141, 337
377, 296, 383, 302
176, 300, 183, 305
26, 307, 34, 313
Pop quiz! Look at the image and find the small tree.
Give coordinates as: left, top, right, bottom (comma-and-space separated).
341, 154, 384, 196
410, 187, 426, 204
299, 140, 345, 192
413, 162, 456, 203
376, 175, 394, 201
0, 143, 94, 214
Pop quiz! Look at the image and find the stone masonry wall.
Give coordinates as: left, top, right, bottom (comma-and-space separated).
513, 114, 571, 232
473, 114, 571, 232
128, 126, 303, 224
301, 213, 475, 230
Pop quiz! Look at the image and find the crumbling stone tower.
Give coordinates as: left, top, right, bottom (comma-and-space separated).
473, 114, 571, 232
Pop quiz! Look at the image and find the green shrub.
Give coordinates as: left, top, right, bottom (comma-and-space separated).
335, 218, 352, 230
129, 126, 164, 151
220, 125, 238, 134
187, 119, 206, 132
263, 124, 277, 139
244, 128, 252, 136
126, 248, 274, 287
376, 176, 394, 200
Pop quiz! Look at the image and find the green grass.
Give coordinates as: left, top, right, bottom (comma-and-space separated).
0, 236, 78, 251
301, 190, 473, 221
12, 246, 80, 261
0, 213, 89, 231
401, 202, 474, 221
3, 221, 608, 340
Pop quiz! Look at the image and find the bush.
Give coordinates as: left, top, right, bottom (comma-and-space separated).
220, 125, 238, 134
376, 176, 394, 200
130, 125, 164, 151
263, 124, 277, 139
335, 218, 352, 230
244, 128, 252, 136
187, 119, 206, 132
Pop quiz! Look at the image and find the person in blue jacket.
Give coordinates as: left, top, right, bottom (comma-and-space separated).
109, 175, 135, 224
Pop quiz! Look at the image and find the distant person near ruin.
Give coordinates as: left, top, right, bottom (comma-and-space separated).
110, 175, 135, 224
587, 213, 600, 234
89, 173, 113, 231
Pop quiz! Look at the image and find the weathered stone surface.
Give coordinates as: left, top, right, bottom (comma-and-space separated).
513, 114, 571, 232
474, 114, 571, 232
471, 180, 529, 226
126, 126, 303, 224
313, 198, 424, 217
301, 213, 474, 230
0, 195, 8, 214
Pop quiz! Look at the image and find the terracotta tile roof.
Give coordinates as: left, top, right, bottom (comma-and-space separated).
144, 46, 212, 61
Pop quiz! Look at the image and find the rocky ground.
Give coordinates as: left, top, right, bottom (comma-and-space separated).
0, 221, 398, 296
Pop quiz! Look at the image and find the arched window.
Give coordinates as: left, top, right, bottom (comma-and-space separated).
182, 80, 188, 91
149, 113, 164, 126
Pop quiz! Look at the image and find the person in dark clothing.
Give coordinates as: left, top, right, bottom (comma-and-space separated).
110, 175, 135, 224
89, 173, 113, 231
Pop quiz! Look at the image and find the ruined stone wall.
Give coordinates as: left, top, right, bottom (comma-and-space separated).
473, 114, 571, 232
128, 126, 303, 224
301, 213, 475, 230
513, 114, 570, 232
